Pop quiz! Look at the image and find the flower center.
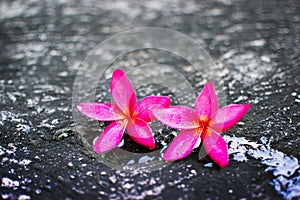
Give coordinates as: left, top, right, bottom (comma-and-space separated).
199, 116, 210, 127
194, 116, 210, 136
131, 110, 138, 119
195, 126, 204, 136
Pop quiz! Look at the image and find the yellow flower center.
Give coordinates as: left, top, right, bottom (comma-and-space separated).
194, 115, 212, 137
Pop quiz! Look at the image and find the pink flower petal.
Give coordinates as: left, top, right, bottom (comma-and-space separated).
126, 118, 155, 149
195, 82, 218, 118
163, 129, 200, 161
201, 128, 228, 168
77, 103, 125, 121
110, 69, 137, 115
210, 104, 250, 132
153, 106, 199, 129
93, 121, 126, 153
134, 96, 171, 122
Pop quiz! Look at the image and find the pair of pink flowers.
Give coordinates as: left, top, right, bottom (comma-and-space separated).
77, 69, 250, 168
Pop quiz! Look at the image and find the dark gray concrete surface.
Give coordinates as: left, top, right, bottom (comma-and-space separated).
0, 0, 299, 199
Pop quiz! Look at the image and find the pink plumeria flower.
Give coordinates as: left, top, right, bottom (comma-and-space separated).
77, 69, 171, 153
153, 82, 250, 168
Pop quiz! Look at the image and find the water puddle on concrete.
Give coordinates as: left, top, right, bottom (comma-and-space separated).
224, 135, 300, 200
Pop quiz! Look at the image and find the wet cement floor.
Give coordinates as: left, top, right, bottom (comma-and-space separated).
0, 0, 299, 199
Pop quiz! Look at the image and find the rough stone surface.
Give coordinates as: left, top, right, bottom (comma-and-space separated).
0, 0, 299, 199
